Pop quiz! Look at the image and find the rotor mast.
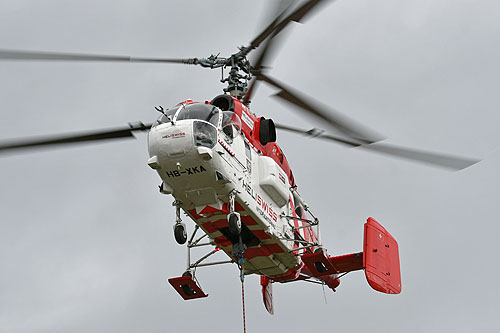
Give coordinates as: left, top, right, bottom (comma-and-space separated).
221, 47, 253, 100
186, 46, 254, 100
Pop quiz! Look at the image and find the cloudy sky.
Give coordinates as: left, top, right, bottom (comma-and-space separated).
1, 0, 499, 332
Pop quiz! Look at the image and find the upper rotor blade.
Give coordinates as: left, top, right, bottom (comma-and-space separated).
258, 73, 384, 144
357, 142, 481, 171
0, 49, 196, 64
249, 0, 332, 51
0, 122, 151, 154
243, 1, 297, 104
275, 124, 480, 170
244, 0, 332, 104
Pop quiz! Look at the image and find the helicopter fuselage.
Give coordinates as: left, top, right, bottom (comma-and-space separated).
147, 95, 329, 283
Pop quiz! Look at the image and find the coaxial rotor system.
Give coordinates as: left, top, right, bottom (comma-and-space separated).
0, 0, 481, 170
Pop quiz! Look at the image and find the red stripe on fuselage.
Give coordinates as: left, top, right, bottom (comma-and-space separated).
241, 215, 258, 226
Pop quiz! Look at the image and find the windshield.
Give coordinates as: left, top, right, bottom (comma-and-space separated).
176, 103, 219, 126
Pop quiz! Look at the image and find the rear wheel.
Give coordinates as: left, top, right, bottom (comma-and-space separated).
181, 271, 194, 296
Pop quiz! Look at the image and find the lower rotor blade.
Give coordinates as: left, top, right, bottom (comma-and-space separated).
275, 123, 480, 170
0, 122, 151, 154
0, 49, 196, 64
257, 73, 384, 144
274, 123, 359, 147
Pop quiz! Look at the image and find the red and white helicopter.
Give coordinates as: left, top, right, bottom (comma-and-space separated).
0, 0, 479, 316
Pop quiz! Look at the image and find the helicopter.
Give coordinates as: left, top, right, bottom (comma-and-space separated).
0, 0, 482, 318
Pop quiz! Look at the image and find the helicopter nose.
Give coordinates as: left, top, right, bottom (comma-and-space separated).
148, 123, 194, 160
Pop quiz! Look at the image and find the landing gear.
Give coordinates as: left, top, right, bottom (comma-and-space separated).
173, 201, 187, 245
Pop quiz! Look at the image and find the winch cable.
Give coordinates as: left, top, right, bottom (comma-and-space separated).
238, 256, 247, 333
241, 277, 247, 333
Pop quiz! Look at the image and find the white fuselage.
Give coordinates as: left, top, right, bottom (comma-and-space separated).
147, 105, 308, 280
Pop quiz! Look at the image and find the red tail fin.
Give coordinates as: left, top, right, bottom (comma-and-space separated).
363, 217, 402, 294
260, 276, 274, 315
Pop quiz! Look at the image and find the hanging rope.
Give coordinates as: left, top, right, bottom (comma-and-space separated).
234, 233, 247, 333
241, 278, 246, 333
237, 254, 246, 333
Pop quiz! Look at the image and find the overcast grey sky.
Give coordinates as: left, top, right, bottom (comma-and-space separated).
1, 1, 500, 332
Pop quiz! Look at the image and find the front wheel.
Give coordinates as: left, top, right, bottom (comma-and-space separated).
174, 223, 187, 244
228, 213, 241, 236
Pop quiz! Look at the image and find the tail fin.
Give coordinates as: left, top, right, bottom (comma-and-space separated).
260, 276, 274, 314
363, 217, 402, 294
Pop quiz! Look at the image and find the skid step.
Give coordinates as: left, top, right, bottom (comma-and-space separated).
168, 275, 208, 300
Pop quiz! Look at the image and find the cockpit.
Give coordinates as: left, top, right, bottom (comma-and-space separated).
176, 104, 220, 126
154, 103, 220, 127
153, 102, 242, 149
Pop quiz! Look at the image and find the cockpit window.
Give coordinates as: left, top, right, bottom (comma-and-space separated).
176, 103, 219, 127
193, 121, 217, 148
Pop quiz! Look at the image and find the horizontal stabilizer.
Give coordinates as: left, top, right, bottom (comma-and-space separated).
329, 252, 363, 273
302, 251, 364, 277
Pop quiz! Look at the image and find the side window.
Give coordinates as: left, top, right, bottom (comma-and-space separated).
244, 141, 252, 174
222, 111, 242, 140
